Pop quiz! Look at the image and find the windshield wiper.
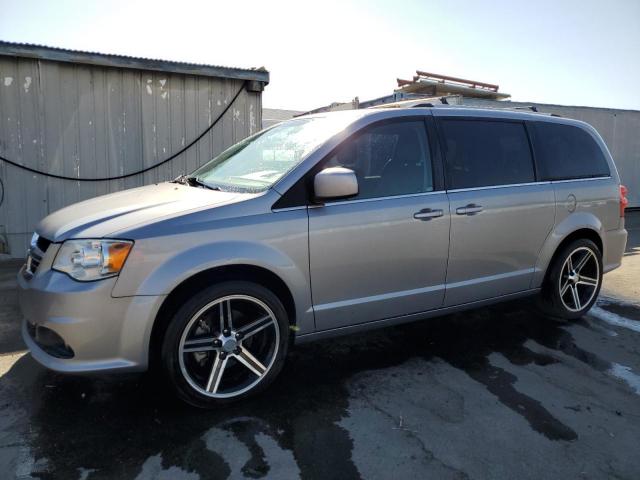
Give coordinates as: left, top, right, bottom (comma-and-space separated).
189, 177, 221, 190
174, 174, 221, 191
173, 174, 188, 185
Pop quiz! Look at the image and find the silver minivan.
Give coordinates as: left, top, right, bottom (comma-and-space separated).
18, 107, 628, 406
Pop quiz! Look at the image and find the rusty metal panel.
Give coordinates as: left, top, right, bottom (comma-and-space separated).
183, 75, 199, 175
168, 73, 186, 180
122, 69, 143, 192
195, 76, 212, 171
76, 65, 100, 201
0, 58, 25, 252
92, 66, 110, 198
16, 59, 45, 244
0, 56, 262, 256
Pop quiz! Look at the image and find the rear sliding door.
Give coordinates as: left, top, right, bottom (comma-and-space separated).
437, 115, 556, 306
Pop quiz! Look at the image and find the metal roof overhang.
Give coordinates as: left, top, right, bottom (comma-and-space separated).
0, 40, 269, 83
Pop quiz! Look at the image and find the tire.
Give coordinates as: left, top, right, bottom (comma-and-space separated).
539, 238, 603, 320
161, 281, 289, 408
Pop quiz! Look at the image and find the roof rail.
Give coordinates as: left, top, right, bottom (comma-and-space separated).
370, 99, 562, 117
512, 106, 538, 112
434, 104, 559, 116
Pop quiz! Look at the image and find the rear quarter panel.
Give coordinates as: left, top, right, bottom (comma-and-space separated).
532, 177, 620, 287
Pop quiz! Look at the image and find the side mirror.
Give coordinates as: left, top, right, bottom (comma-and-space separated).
314, 167, 359, 202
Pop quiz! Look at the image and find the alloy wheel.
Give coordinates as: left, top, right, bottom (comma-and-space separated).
558, 246, 600, 313
178, 295, 280, 398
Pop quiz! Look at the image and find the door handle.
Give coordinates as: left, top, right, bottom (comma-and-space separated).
413, 208, 444, 220
456, 204, 483, 215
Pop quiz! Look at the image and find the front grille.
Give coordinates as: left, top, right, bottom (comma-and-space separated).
36, 236, 51, 253
28, 250, 42, 274
25, 234, 51, 277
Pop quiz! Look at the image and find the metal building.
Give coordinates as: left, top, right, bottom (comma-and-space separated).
0, 41, 268, 256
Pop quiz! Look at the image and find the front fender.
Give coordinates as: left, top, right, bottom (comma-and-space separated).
531, 211, 603, 288
123, 241, 305, 295
112, 208, 314, 334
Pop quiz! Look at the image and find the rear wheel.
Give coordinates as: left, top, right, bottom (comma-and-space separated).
540, 238, 602, 320
161, 281, 289, 407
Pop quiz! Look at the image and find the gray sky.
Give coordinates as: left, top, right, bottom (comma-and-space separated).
1, 0, 639, 111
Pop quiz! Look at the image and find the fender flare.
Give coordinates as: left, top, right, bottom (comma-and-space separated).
531, 212, 604, 288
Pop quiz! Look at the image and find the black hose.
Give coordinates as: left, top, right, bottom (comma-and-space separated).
0, 80, 246, 182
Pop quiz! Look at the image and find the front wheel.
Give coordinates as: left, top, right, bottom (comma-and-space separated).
161, 281, 289, 407
540, 238, 603, 320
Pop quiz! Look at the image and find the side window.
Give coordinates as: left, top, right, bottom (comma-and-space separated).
324, 120, 433, 200
441, 119, 535, 189
532, 122, 610, 180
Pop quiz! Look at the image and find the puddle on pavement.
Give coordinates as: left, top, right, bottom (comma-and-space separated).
2, 297, 640, 478
596, 299, 640, 323
608, 363, 640, 395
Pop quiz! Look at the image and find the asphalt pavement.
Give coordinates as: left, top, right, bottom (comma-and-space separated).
0, 213, 639, 479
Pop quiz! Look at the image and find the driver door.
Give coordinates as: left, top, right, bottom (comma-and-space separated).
308, 118, 450, 331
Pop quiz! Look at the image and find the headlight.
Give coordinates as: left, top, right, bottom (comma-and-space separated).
53, 239, 133, 281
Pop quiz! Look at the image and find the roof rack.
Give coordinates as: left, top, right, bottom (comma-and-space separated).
396, 71, 509, 100
399, 71, 500, 92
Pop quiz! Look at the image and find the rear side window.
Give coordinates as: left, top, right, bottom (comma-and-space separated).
532, 122, 610, 180
441, 119, 535, 189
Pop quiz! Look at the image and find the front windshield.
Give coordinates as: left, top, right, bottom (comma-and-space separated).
191, 115, 356, 192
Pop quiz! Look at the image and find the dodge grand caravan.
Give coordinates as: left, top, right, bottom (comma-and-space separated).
18, 107, 628, 407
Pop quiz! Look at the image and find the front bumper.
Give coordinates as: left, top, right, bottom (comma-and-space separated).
18, 265, 165, 373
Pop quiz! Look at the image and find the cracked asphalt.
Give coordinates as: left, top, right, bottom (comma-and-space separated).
0, 213, 639, 480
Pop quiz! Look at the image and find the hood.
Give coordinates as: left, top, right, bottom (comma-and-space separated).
37, 182, 252, 241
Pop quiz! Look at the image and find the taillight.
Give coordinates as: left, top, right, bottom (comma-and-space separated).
620, 185, 629, 218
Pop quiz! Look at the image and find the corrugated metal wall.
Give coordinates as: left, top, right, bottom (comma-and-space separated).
0, 57, 261, 256
464, 98, 640, 208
